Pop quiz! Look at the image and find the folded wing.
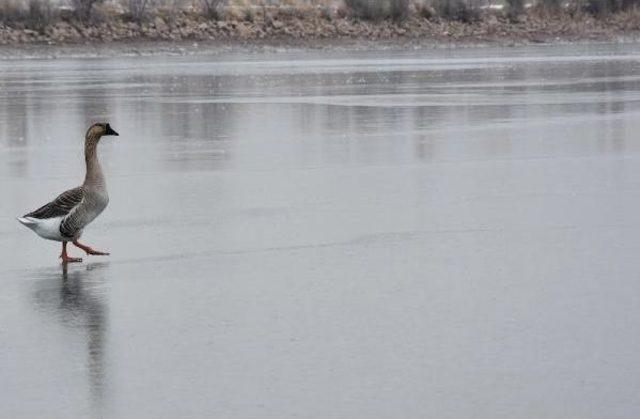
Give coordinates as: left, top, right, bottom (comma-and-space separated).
24, 187, 84, 219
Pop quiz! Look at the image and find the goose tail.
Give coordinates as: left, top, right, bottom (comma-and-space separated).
17, 216, 38, 231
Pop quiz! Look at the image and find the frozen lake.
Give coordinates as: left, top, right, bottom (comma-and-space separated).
1, 44, 640, 418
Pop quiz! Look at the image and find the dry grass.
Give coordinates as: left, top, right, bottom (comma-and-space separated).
201, 0, 224, 19
127, 0, 151, 21
71, 0, 103, 20
433, 0, 480, 22
0, 0, 27, 22
0, 0, 56, 30
1, 0, 640, 31
343, 0, 410, 21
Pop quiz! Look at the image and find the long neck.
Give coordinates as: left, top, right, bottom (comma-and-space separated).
83, 132, 104, 187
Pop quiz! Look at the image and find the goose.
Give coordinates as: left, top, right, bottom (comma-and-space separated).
17, 123, 119, 263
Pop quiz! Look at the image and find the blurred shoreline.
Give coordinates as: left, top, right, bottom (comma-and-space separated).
3, 4, 640, 53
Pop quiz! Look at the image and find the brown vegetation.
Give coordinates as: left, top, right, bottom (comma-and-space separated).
343, 0, 410, 21
71, 0, 104, 20
1, 0, 640, 45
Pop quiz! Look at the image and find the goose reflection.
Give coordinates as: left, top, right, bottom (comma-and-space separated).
31, 262, 110, 416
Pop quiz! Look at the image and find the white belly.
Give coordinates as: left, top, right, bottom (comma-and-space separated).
17, 216, 77, 242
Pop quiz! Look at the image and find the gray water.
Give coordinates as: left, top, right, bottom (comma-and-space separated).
1, 44, 640, 419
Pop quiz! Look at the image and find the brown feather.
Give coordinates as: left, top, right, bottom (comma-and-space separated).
24, 187, 84, 219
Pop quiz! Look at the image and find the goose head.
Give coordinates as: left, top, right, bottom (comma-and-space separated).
86, 123, 119, 140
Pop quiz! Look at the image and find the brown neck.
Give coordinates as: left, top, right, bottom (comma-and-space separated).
83, 132, 104, 187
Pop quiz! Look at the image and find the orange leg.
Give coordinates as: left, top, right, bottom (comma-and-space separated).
73, 240, 110, 256
60, 242, 82, 263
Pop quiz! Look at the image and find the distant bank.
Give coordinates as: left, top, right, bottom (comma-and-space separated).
2, 7, 640, 48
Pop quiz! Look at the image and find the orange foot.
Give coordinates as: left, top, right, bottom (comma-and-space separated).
60, 242, 82, 263
73, 240, 110, 256
60, 254, 83, 263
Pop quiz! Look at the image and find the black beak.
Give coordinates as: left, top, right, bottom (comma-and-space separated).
105, 123, 119, 136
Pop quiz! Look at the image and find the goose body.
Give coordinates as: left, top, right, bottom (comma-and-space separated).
17, 186, 109, 242
18, 123, 119, 263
